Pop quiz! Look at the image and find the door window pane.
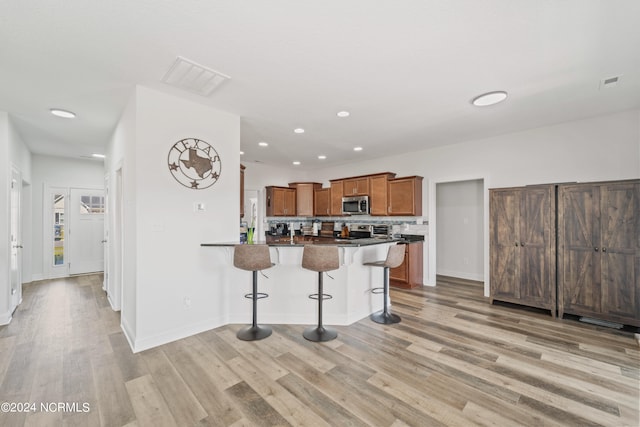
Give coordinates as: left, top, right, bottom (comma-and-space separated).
53, 194, 65, 266
80, 195, 105, 214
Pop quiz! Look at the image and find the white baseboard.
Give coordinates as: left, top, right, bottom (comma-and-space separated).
436, 269, 484, 282
0, 310, 12, 325
120, 315, 136, 352
129, 316, 226, 353
30, 273, 44, 282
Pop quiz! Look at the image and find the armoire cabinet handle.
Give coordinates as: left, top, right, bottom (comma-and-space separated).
520, 242, 525, 247
515, 242, 519, 247
602, 247, 607, 252
594, 247, 599, 252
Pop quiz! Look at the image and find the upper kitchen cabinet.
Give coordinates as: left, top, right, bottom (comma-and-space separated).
330, 180, 344, 215
314, 187, 331, 216
388, 176, 423, 216
558, 179, 639, 326
266, 186, 296, 216
369, 173, 396, 216
343, 177, 369, 196
240, 164, 245, 218
289, 182, 322, 217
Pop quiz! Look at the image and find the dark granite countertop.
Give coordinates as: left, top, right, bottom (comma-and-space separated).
201, 235, 426, 248
201, 236, 404, 247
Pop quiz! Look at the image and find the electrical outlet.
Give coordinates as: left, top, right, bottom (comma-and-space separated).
184, 297, 192, 308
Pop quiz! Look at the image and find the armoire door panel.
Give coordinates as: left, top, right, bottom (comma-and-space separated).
520, 186, 554, 305
490, 189, 521, 300
520, 247, 548, 302
599, 182, 639, 322
602, 253, 638, 320
563, 250, 600, 313
491, 246, 520, 298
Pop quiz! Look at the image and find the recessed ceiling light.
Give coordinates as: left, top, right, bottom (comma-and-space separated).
50, 108, 76, 118
294, 128, 305, 134
92, 153, 105, 158
292, 161, 301, 165
353, 146, 363, 151
240, 150, 245, 155
318, 155, 326, 160
258, 141, 268, 147
337, 111, 350, 118
471, 91, 508, 107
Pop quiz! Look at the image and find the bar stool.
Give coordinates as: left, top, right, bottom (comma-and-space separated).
233, 244, 274, 341
365, 244, 406, 324
301, 245, 340, 342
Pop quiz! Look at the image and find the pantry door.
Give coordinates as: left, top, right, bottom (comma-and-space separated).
69, 188, 105, 275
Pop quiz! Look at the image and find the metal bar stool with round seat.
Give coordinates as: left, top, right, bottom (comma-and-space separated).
301, 245, 340, 342
233, 244, 275, 341
365, 243, 406, 324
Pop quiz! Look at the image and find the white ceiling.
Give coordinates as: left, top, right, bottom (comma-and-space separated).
1, 0, 639, 168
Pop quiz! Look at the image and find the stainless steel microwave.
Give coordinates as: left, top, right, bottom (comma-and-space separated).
342, 195, 369, 215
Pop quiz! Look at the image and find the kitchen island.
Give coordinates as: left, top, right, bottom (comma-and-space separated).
201, 238, 404, 326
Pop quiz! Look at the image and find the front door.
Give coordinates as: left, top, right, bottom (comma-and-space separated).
69, 188, 105, 275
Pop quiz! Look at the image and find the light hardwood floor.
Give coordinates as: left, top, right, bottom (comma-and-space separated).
0, 274, 638, 426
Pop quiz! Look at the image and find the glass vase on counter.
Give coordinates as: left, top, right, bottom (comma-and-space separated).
247, 227, 255, 244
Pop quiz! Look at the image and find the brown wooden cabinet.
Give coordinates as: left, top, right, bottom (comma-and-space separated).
369, 173, 396, 216
314, 187, 331, 216
265, 186, 296, 216
343, 177, 369, 196
390, 242, 424, 289
489, 185, 556, 315
240, 164, 245, 218
289, 182, 321, 217
388, 176, 423, 216
558, 180, 640, 326
330, 180, 344, 215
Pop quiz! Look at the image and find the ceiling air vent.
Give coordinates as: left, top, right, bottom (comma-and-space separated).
599, 75, 621, 90
161, 56, 230, 97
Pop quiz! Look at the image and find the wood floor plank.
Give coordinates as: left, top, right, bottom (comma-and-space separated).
125, 374, 177, 427
140, 348, 207, 426
225, 354, 331, 427
162, 340, 243, 426
91, 352, 137, 427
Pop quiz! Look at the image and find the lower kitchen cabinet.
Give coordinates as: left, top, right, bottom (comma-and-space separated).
489, 185, 556, 315
390, 242, 424, 289
558, 179, 640, 326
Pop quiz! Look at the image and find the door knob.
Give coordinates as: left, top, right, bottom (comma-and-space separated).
102, 240, 107, 243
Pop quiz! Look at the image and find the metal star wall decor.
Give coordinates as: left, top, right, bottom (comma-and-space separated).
167, 138, 222, 189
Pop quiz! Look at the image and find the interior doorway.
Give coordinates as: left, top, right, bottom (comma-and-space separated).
435, 179, 484, 281
428, 176, 490, 293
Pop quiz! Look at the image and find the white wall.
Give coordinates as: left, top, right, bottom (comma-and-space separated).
29, 154, 105, 281
108, 86, 240, 351
436, 180, 484, 281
